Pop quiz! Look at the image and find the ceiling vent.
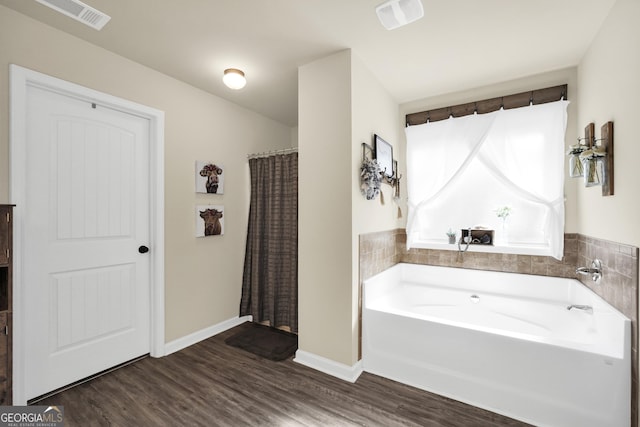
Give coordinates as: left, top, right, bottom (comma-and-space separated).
376, 0, 424, 30
35, 0, 111, 30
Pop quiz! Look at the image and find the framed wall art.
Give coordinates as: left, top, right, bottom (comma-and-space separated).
374, 134, 393, 178
195, 161, 224, 194
196, 205, 224, 237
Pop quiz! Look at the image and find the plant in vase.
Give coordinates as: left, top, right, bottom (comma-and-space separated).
566, 143, 587, 177
578, 146, 606, 187
494, 206, 512, 244
446, 228, 457, 244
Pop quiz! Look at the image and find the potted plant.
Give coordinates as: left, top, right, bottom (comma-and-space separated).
494, 206, 512, 244
446, 228, 457, 244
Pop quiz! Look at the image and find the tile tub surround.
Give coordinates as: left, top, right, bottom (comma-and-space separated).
358, 229, 402, 283
359, 229, 639, 427
576, 235, 639, 427
359, 230, 582, 281
358, 229, 401, 360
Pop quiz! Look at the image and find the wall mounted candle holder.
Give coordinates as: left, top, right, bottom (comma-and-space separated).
600, 121, 614, 196
570, 122, 614, 196
567, 123, 593, 177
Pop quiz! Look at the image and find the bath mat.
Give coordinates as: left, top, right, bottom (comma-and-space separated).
225, 323, 297, 361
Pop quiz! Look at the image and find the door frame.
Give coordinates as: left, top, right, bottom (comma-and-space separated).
9, 64, 166, 405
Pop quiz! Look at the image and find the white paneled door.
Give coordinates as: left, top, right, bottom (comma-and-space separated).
23, 85, 151, 400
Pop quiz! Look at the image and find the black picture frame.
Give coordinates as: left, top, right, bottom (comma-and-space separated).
374, 134, 393, 178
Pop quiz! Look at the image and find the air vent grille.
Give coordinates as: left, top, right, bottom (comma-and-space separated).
35, 0, 111, 30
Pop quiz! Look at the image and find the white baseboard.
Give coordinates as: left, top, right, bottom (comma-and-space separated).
293, 350, 363, 383
163, 315, 252, 356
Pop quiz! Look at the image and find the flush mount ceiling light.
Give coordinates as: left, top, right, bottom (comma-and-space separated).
376, 0, 424, 30
35, 0, 111, 30
223, 68, 246, 90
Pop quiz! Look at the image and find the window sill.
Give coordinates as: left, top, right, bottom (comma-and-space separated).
410, 240, 552, 257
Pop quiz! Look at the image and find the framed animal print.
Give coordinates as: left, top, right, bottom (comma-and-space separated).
196, 161, 224, 194
196, 205, 224, 237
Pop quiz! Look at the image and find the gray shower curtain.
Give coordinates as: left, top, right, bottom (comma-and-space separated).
240, 152, 298, 332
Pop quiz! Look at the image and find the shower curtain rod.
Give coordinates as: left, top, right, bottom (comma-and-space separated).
247, 147, 298, 159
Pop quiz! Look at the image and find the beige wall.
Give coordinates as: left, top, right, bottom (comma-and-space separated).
576, 0, 640, 249
298, 49, 402, 366
298, 50, 353, 364
351, 53, 403, 362
575, 1, 640, 421
0, 6, 292, 342
400, 68, 579, 233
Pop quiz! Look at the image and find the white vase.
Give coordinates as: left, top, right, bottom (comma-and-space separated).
497, 219, 509, 245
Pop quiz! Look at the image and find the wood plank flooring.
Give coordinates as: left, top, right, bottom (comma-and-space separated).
37, 322, 531, 426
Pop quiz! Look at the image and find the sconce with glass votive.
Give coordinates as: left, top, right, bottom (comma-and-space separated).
579, 146, 606, 187
570, 121, 614, 194
566, 143, 587, 177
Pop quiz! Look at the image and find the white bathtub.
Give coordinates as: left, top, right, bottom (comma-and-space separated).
362, 263, 631, 427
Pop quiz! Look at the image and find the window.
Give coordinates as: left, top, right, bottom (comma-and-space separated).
405, 100, 569, 259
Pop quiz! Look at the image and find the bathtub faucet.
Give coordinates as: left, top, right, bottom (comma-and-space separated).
457, 228, 472, 253
566, 304, 593, 314
575, 259, 602, 283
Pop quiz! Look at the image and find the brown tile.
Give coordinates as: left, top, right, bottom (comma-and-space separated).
548, 263, 572, 278
597, 246, 616, 269
516, 255, 532, 274
562, 252, 578, 267
616, 253, 636, 278
618, 243, 635, 257
395, 233, 407, 245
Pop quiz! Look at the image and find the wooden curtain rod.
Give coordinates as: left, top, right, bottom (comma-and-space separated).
405, 84, 568, 127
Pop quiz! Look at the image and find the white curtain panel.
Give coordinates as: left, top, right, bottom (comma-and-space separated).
405, 100, 569, 259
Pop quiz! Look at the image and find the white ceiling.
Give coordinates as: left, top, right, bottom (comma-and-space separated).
0, 0, 617, 127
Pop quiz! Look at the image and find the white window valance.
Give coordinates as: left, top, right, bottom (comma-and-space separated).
405, 100, 569, 260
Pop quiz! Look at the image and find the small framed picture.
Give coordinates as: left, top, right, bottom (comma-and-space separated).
374, 134, 393, 178
196, 205, 224, 237
195, 161, 224, 194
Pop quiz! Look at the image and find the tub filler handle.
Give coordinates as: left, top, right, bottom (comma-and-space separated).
566, 304, 593, 314
575, 259, 602, 284
457, 228, 472, 253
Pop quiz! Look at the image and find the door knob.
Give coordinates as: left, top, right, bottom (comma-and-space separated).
138, 245, 149, 254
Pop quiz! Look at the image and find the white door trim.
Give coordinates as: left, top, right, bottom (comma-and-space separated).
9, 64, 166, 405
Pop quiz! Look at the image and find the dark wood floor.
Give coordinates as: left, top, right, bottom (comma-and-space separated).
37, 322, 530, 426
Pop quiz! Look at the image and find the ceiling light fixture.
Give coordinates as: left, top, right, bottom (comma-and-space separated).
375, 0, 424, 30
223, 68, 246, 90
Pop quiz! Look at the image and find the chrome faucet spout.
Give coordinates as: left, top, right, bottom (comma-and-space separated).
567, 304, 593, 314
575, 266, 598, 275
